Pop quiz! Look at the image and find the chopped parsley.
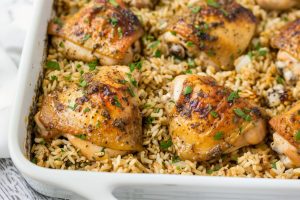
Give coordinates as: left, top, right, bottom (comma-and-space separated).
79, 80, 87, 87
207, 165, 221, 174
83, 107, 90, 113
258, 48, 268, 56
144, 116, 154, 125
129, 61, 142, 72
185, 69, 192, 74
149, 40, 160, 48
294, 130, 300, 141
118, 79, 128, 84
187, 58, 196, 68
59, 42, 64, 48
214, 131, 223, 140
220, 8, 228, 16
46, 61, 60, 70
172, 155, 181, 163
95, 121, 100, 128
88, 60, 98, 71
276, 76, 285, 84
109, 0, 119, 7
31, 158, 37, 164
233, 108, 252, 121
64, 75, 72, 81
53, 17, 63, 27
227, 90, 240, 102
113, 96, 122, 107
210, 110, 218, 118
271, 162, 277, 169
186, 41, 194, 47
76, 64, 82, 69
82, 34, 91, 42
109, 17, 118, 27
75, 134, 86, 140
127, 87, 135, 97
50, 75, 57, 81
170, 31, 177, 35
126, 73, 138, 87
191, 6, 201, 13
183, 86, 193, 95
154, 50, 161, 57
68, 102, 77, 111
160, 139, 173, 150
207, 0, 220, 8
146, 35, 155, 41
117, 27, 123, 38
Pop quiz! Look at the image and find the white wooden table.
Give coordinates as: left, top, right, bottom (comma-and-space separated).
0, 159, 58, 200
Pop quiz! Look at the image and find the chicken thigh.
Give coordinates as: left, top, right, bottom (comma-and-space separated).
257, 0, 300, 10
269, 102, 300, 168
35, 65, 142, 160
124, 0, 159, 9
160, 0, 257, 70
271, 19, 300, 83
48, 0, 144, 65
168, 75, 267, 161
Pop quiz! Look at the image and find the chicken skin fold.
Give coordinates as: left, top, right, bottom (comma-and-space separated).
160, 0, 257, 70
35, 66, 143, 160
168, 75, 267, 161
48, 0, 144, 65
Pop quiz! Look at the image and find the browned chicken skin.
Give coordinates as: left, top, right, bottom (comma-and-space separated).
35, 66, 142, 160
48, 0, 144, 65
271, 19, 300, 83
269, 102, 300, 168
160, 0, 257, 70
168, 75, 267, 161
257, 0, 300, 10
124, 0, 159, 9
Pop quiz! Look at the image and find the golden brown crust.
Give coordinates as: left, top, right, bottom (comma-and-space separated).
36, 66, 143, 152
164, 0, 257, 68
48, 0, 144, 61
271, 19, 300, 60
169, 75, 266, 161
269, 102, 300, 149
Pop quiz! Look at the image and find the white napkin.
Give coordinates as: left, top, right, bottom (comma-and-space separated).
0, 0, 33, 158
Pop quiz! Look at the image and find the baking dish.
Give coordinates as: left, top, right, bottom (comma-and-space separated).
8, 0, 300, 199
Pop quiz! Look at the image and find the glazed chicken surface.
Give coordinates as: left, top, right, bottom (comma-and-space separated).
269, 102, 300, 168
160, 0, 257, 70
271, 19, 300, 83
168, 75, 267, 161
48, 0, 144, 65
257, 0, 300, 10
34, 66, 143, 160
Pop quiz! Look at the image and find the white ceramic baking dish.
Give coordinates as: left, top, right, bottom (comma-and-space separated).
8, 0, 300, 199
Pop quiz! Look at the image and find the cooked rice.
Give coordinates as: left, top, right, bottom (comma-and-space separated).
31, 0, 300, 179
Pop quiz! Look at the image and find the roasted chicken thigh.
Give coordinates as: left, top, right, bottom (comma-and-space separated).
271, 19, 300, 83
168, 75, 267, 161
269, 102, 300, 168
35, 66, 142, 160
160, 0, 257, 70
257, 0, 300, 10
48, 0, 144, 65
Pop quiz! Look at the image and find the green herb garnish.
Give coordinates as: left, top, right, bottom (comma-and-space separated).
187, 58, 196, 68
68, 102, 77, 111
82, 34, 91, 42
207, 0, 220, 8
46, 61, 60, 70
110, 17, 118, 27
227, 90, 240, 102
233, 108, 252, 121
172, 155, 181, 163
83, 107, 90, 113
276, 76, 285, 84
109, 0, 119, 7
127, 87, 135, 97
50, 75, 58, 81
160, 139, 173, 150
191, 6, 201, 13
154, 50, 161, 57
113, 96, 122, 107
185, 69, 192, 74
79, 80, 87, 87
53, 17, 63, 27
183, 86, 192, 95
75, 134, 86, 140
210, 110, 218, 118
88, 60, 98, 71
214, 131, 223, 140
149, 40, 160, 48
294, 130, 300, 141
186, 41, 194, 47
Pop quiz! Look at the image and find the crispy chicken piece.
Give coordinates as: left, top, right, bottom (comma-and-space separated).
271, 19, 300, 83
124, 0, 159, 9
168, 75, 267, 161
269, 102, 300, 168
160, 0, 256, 70
257, 0, 300, 10
34, 66, 142, 160
48, 0, 144, 65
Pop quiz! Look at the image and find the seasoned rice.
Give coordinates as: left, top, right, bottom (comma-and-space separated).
31, 0, 300, 179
